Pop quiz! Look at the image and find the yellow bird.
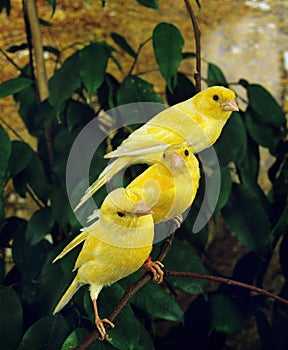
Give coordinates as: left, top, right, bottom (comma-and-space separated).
53, 188, 162, 340
75, 86, 238, 210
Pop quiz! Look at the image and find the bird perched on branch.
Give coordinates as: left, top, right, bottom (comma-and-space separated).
75, 86, 238, 211
53, 188, 162, 341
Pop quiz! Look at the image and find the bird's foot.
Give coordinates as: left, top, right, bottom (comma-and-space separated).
143, 257, 164, 283
95, 317, 115, 341
171, 214, 183, 229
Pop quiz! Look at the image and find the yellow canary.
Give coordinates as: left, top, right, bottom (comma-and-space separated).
126, 143, 200, 224
75, 86, 238, 210
53, 188, 163, 340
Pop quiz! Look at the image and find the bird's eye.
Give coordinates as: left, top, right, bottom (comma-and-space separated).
184, 149, 189, 156
213, 94, 219, 101
163, 152, 166, 159
117, 211, 125, 217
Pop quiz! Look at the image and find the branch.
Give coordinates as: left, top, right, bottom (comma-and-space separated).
128, 37, 151, 76
165, 271, 288, 305
184, 0, 201, 92
72, 231, 176, 350
0, 48, 30, 78
22, 0, 54, 168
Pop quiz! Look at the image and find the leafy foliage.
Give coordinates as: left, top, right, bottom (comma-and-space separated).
0, 1, 288, 349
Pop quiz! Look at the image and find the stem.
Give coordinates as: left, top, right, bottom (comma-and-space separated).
128, 37, 152, 76
184, 0, 201, 92
165, 271, 288, 305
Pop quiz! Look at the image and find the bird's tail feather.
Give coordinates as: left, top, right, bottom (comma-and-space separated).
52, 230, 88, 263
74, 157, 128, 211
53, 276, 81, 314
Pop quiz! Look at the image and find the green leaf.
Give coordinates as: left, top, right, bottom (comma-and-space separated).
65, 99, 95, 132
182, 52, 196, 59
111, 33, 136, 58
209, 293, 244, 335
25, 208, 54, 245
222, 183, 271, 252
0, 124, 11, 185
0, 0, 11, 15
273, 203, 288, 235
164, 238, 207, 294
214, 112, 247, 166
45, 0, 56, 15
17, 315, 70, 350
207, 63, 227, 86
207, 166, 232, 213
244, 107, 281, 152
117, 75, 162, 105
79, 42, 111, 102
49, 52, 81, 111
132, 278, 184, 322
0, 77, 32, 98
0, 286, 23, 350
98, 73, 119, 110
8, 141, 33, 176
13, 152, 50, 202
136, 0, 159, 9
166, 72, 196, 105
247, 84, 286, 127
153, 22, 184, 91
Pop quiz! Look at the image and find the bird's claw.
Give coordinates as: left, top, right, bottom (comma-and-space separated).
143, 259, 164, 283
172, 215, 183, 229
96, 317, 115, 341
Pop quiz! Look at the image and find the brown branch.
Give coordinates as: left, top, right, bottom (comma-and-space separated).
72, 232, 176, 350
128, 37, 152, 76
165, 271, 288, 305
22, 0, 54, 168
184, 0, 201, 92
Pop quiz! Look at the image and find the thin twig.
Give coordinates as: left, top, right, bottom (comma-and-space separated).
128, 37, 151, 76
0, 48, 30, 77
72, 232, 176, 350
184, 0, 201, 92
0, 115, 25, 142
165, 271, 288, 306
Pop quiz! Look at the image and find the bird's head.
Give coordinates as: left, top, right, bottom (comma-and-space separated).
193, 86, 239, 120
162, 143, 198, 172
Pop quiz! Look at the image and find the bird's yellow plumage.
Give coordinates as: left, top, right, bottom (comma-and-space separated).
53, 188, 156, 340
127, 143, 200, 224
75, 86, 238, 210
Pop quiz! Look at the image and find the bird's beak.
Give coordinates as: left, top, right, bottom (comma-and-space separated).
222, 98, 239, 112
134, 202, 153, 216
170, 153, 185, 168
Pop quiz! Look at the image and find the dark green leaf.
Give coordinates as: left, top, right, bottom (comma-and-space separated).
214, 112, 247, 166
7, 43, 28, 53
207, 166, 232, 213
111, 33, 136, 58
0, 0, 11, 15
222, 183, 271, 252
49, 52, 81, 111
0, 287, 22, 350
17, 315, 70, 350
247, 84, 286, 127
132, 278, 184, 322
25, 208, 54, 245
209, 293, 244, 335
153, 22, 184, 91
0, 77, 32, 98
45, 0, 56, 15
207, 63, 227, 86
0, 125, 11, 185
164, 238, 207, 294
255, 310, 274, 349
166, 72, 196, 105
39, 18, 51, 26
117, 75, 162, 105
33, 99, 57, 129
182, 52, 196, 59
0, 258, 4, 284
65, 99, 95, 132
136, 0, 159, 9
98, 74, 119, 110
8, 141, 33, 176
244, 107, 281, 152
13, 225, 51, 282
273, 203, 288, 235
79, 42, 111, 102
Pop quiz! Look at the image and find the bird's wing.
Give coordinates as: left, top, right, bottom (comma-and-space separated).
53, 230, 88, 263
